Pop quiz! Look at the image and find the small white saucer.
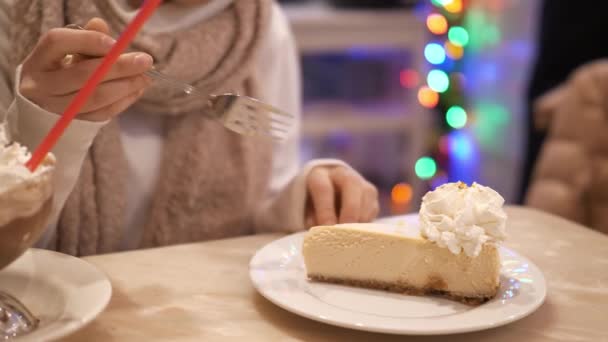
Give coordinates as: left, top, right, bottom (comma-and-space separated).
0, 249, 112, 341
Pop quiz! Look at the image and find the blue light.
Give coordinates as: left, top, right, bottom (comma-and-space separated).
479, 62, 498, 83
449, 131, 473, 161
413, 0, 430, 19
508, 40, 533, 61
447, 130, 479, 183
439, 57, 455, 70
424, 43, 446, 65
345, 47, 401, 60
430, 173, 449, 190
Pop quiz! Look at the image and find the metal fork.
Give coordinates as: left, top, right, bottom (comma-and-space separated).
65, 24, 293, 141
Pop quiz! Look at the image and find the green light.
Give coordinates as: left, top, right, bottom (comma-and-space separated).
427, 70, 449, 93
431, 0, 454, 7
431, 0, 446, 6
446, 106, 468, 129
473, 102, 511, 152
415, 157, 437, 180
464, 9, 501, 51
448, 26, 469, 46
464, 9, 486, 52
484, 25, 501, 45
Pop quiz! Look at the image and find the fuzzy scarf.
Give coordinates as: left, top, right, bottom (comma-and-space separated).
11, 0, 273, 255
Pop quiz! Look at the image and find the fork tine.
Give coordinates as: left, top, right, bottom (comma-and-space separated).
227, 116, 288, 141
222, 96, 293, 141
257, 121, 290, 139
265, 132, 287, 141
241, 96, 293, 118
248, 110, 291, 130
240, 105, 291, 132
252, 116, 290, 137
251, 127, 286, 141
270, 117, 292, 129
256, 124, 289, 141
253, 121, 288, 137
269, 125, 289, 134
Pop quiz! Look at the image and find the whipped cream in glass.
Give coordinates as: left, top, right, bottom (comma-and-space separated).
0, 124, 54, 227
419, 181, 507, 257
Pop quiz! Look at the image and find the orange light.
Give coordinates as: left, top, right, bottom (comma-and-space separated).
417, 87, 439, 108
391, 183, 413, 205
426, 14, 448, 35
400, 69, 419, 88
445, 0, 462, 13
445, 41, 464, 60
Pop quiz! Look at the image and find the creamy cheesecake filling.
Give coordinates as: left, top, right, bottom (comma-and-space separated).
303, 224, 500, 301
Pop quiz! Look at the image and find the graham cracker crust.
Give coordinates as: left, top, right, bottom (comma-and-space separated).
308, 274, 497, 306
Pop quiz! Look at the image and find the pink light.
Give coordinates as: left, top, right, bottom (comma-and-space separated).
400, 69, 419, 88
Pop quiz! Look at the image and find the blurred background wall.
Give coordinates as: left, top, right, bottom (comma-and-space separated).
278, 0, 541, 214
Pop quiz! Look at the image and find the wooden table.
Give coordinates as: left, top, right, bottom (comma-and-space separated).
62, 207, 608, 341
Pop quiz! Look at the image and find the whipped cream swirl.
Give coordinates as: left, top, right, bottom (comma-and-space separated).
420, 182, 507, 257
0, 123, 55, 225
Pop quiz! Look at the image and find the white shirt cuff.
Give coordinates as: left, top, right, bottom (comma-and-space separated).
12, 64, 107, 152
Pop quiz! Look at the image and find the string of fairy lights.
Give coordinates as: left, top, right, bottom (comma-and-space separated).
391, 0, 470, 211
417, 0, 470, 180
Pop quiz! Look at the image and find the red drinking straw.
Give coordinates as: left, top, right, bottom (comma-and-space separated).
26, 0, 163, 171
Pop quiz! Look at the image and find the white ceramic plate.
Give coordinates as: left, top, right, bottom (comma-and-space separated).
0, 249, 112, 341
249, 215, 547, 335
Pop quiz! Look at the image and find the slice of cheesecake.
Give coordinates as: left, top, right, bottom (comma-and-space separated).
302, 223, 501, 304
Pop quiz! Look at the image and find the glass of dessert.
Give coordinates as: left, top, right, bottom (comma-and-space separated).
0, 126, 55, 339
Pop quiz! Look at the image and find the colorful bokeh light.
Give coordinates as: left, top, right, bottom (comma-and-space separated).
424, 43, 446, 65
400, 69, 419, 88
417, 87, 439, 108
445, 0, 462, 13
415, 157, 437, 180
446, 106, 468, 129
473, 103, 511, 150
391, 183, 413, 205
419, 0, 478, 189
426, 14, 448, 35
427, 70, 450, 93
430, 171, 449, 190
484, 25, 501, 45
444, 41, 464, 60
448, 26, 469, 47
465, 9, 502, 51
432, 0, 454, 6
448, 130, 475, 162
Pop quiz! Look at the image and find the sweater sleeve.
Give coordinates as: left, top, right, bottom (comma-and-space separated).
252, 4, 352, 233
0, 1, 107, 246
8, 67, 107, 247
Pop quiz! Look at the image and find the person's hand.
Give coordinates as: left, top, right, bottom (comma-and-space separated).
306, 166, 380, 227
19, 18, 153, 122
